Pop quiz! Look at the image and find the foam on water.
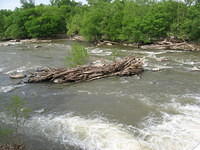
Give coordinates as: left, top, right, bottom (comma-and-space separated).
137, 94, 200, 150
5, 66, 27, 74
132, 50, 184, 57
0, 94, 199, 150
0, 67, 4, 73
90, 48, 112, 56
27, 114, 148, 150
25, 94, 200, 150
133, 51, 167, 56
138, 104, 200, 150
0, 84, 25, 93
5, 65, 44, 74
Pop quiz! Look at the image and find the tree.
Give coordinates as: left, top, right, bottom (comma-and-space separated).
0, 10, 12, 39
0, 96, 31, 145
87, 0, 111, 6
180, 4, 200, 41
20, 0, 35, 9
50, 0, 78, 7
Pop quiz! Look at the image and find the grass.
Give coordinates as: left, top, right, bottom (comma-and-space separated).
65, 43, 89, 67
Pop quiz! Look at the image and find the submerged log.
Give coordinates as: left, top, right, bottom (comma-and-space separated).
27, 57, 143, 83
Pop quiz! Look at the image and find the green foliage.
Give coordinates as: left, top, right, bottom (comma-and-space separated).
0, 0, 200, 43
0, 96, 31, 144
68, 0, 200, 43
67, 13, 82, 36
101, 0, 124, 41
0, 128, 13, 144
182, 4, 200, 41
50, 0, 78, 7
0, 10, 12, 39
79, 3, 109, 41
2, 6, 66, 39
65, 43, 89, 67
0, 128, 13, 137
20, 0, 35, 9
67, 6, 87, 36
7, 96, 31, 136
0, 15, 5, 39
4, 9, 35, 39
25, 7, 66, 38
7, 96, 31, 121
119, 1, 149, 43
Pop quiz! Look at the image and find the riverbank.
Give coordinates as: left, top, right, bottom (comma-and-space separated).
0, 36, 200, 51
96, 39, 200, 51
0, 40, 200, 150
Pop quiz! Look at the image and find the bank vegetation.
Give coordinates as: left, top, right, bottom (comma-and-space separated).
0, 0, 199, 46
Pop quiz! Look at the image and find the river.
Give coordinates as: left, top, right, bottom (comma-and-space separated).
0, 40, 200, 150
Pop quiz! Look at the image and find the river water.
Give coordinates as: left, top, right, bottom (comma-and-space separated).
0, 40, 200, 150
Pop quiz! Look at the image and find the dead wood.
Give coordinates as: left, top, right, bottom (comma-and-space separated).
0, 144, 25, 150
141, 38, 199, 51
27, 57, 143, 83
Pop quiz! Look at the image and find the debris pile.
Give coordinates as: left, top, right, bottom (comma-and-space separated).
27, 57, 143, 83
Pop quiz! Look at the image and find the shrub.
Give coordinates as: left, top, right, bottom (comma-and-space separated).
65, 43, 89, 67
0, 96, 31, 145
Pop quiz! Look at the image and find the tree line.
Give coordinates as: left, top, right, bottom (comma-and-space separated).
0, 0, 199, 43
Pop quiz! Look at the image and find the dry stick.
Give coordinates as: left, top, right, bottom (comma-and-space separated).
27, 57, 143, 83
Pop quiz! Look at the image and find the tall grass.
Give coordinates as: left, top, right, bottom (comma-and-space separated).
65, 43, 89, 67
0, 96, 31, 145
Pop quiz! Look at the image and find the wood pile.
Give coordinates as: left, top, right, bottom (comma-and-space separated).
0, 144, 25, 150
141, 39, 199, 51
27, 57, 143, 83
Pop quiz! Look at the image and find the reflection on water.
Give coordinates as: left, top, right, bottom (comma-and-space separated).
0, 41, 200, 150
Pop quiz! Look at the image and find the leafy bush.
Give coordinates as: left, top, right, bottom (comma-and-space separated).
65, 43, 89, 67
0, 0, 200, 42
3, 6, 66, 39
0, 96, 31, 144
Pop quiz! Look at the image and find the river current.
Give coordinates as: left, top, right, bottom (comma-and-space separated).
0, 40, 200, 150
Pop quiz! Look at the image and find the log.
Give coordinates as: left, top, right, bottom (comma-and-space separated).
141, 38, 199, 51
0, 144, 25, 150
27, 57, 143, 83
9, 73, 26, 79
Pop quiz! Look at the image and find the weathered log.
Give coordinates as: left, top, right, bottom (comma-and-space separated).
9, 73, 26, 79
0, 144, 25, 150
141, 39, 199, 51
27, 57, 143, 83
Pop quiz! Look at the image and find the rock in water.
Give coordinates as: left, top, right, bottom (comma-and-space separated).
9, 73, 26, 79
191, 66, 200, 71
34, 45, 42, 48
152, 68, 161, 71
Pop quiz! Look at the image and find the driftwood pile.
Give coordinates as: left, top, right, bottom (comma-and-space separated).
0, 144, 25, 150
27, 57, 143, 83
141, 39, 199, 51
